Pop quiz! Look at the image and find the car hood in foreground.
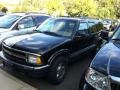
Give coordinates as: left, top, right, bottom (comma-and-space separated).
91, 41, 120, 77
0, 28, 10, 33
3, 33, 69, 54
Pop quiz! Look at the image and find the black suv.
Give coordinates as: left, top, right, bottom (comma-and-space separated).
0, 17, 103, 84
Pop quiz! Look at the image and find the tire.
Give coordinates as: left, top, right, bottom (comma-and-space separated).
48, 56, 67, 84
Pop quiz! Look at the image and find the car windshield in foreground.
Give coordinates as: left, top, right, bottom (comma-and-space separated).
112, 26, 120, 40
0, 15, 21, 29
36, 18, 76, 37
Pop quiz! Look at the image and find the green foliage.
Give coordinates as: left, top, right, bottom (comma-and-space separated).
0, 3, 8, 13
12, 0, 44, 12
96, 0, 116, 18
12, 0, 120, 18
45, 0, 66, 16
65, 0, 97, 17
1, 7, 8, 13
114, 0, 120, 18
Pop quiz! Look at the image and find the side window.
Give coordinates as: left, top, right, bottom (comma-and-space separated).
89, 22, 103, 33
18, 16, 34, 29
78, 22, 88, 34
88, 22, 95, 27
33, 16, 49, 26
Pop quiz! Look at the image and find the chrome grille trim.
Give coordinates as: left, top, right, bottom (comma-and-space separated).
2, 43, 41, 56
3, 47, 26, 60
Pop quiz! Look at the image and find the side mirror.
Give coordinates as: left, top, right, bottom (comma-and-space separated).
18, 24, 25, 29
100, 30, 109, 40
109, 32, 113, 37
33, 27, 37, 32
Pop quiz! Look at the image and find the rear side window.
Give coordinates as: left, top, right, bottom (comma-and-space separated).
78, 22, 88, 34
33, 16, 49, 26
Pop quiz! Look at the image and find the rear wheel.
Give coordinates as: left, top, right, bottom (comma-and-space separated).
48, 56, 67, 84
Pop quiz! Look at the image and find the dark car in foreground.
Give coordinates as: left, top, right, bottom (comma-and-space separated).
80, 26, 120, 90
0, 17, 103, 84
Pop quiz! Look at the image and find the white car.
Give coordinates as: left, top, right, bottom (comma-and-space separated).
0, 13, 50, 48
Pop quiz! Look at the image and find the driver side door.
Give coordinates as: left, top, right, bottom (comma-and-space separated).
71, 22, 89, 57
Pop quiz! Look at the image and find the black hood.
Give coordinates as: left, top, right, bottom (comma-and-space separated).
91, 41, 120, 77
3, 33, 68, 54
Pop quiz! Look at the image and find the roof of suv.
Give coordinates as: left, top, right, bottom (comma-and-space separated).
53, 17, 100, 23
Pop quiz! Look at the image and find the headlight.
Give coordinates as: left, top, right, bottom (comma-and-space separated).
28, 55, 42, 65
85, 68, 110, 90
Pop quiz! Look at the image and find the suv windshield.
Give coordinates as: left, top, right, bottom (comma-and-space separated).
37, 18, 76, 37
0, 15, 21, 29
112, 26, 120, 40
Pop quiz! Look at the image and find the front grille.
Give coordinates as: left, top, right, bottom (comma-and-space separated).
111, 82, 120, 90
2, 44, 27, 64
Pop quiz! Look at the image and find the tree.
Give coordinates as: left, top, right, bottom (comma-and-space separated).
45, 0, 66, 16
114, 0, 120, 18
13, 0, 45, 12
96, 0, 116, 18
12, 0, 120, 18
1, 7, 8, 13
65, 0, 97, 17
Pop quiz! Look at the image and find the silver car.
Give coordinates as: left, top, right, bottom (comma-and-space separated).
0, 13, 50, 48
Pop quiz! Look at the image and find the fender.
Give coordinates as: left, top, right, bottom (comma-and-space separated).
0, 35, 13, 45
48, 49, 70, 64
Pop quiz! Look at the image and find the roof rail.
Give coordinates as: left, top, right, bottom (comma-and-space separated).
12, 12, 49, 15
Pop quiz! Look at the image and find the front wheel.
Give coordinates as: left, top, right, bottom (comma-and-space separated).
48, 56, 67, 84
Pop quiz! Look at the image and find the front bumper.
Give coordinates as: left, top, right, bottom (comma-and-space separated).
0, 51, 50, 76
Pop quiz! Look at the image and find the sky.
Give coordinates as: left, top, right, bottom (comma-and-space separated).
0, 0, 21, 4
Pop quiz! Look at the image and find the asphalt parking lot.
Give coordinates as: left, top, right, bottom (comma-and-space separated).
0, 55, 92, 90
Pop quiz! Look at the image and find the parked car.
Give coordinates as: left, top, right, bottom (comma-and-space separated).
0, 12, 6, 17
0, 17, 103, 84
0, 13, 50, 49
79, 25, 120, 90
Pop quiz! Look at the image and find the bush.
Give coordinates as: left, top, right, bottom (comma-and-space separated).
1, 7, 8, 13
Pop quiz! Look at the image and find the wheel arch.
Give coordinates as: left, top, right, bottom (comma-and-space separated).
48, 49, 70, 65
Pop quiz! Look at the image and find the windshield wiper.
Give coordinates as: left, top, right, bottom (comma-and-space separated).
34, 29, 42, 33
